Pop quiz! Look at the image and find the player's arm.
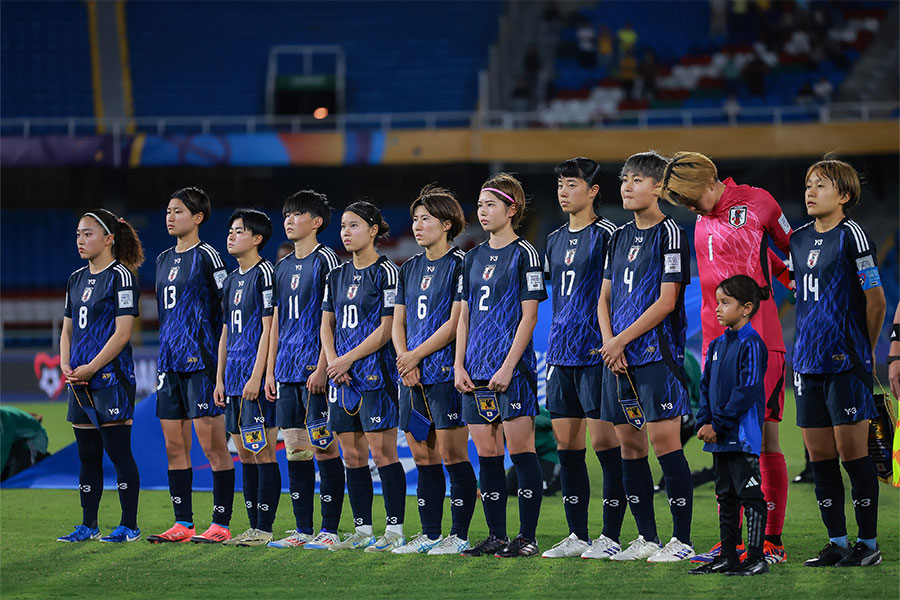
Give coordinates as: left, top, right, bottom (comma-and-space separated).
454, 301, 475, 393
60, 317, 74, 380
243, 315, 271, 401
398, 303, 462, 385
488, 299, 538, 393
760, 192, 792, 254
768, 248, 793, 290
307, 345, 328, 394
264, 306, 279, 400
597, 278, 614, 344
864, 285, 886, 357
327, 315, 393, 382
214, 324, 227, 406
68, 315, 135, 383
888, 301, 900, 400
601, 281, 681, 371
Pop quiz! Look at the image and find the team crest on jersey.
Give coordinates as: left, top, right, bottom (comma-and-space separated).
564, 249, 577, 265
482, 265, 495, 280
290, 274, 300, 290
346, 284, 359, 299
233, 289, 242, 305
81, 287, 93, 302
420, 275, 432, 291
627, 246, 641, 262
807, 249, 820, 268
167, 266, 179, 281
728, 205, 748, 228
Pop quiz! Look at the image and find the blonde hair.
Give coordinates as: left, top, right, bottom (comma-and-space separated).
481, 172, 527, 229
805, 156, 861, 214
659, 151, 718, 207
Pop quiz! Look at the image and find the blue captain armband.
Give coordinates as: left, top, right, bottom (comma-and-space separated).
857, 266, 881, 290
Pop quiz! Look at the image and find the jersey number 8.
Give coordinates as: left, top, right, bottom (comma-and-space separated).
78, 306, 88, 329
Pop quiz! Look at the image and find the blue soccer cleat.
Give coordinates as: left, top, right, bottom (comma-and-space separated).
57, 524, 101, 542
100, 525, 141, 543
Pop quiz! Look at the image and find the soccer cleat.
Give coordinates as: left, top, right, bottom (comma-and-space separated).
542, 533, 589, 558
267, 530, 314, 548
191, 523, 231, 544
329, 530, 376, 551
427, 534, 470, 555
365, 530, 406, 553
495, 534, 539, 558
690, 541, 744, 563
835, 542, 882, 567
647, 537, 695, 562
234, 529, 274, 547
581, 534, 621, 560
689, 555, 740, 575
740, 540, 786, 564
392, 533, 443, 554
304, 530, 340, 550
100, 525, 141, 543
804, 542, 851, 567
57, 525, 101, 543
724, 557, 770, 576
222, 527, 258, 546
147, 523, 195, 544
460, 533, 508, 557
609, 536, 661, 562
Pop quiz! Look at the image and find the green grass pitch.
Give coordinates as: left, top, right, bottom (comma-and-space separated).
1, 393, 897, 599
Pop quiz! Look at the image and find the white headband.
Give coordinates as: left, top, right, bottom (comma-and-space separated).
84, 212, 112, 235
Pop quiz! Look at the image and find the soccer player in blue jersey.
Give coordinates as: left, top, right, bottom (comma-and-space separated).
455, 173, 548, 558
541, 158, 627, 559
147, 188, 236, 545
691, 275, 771, 577
321, 201, 407, 552
58, 209, 144, 543
391, 185, 477, 555
598, 151, 695, 562
213, 209, 279, 547
263, 190, 344, 550
790, 158, 886, 567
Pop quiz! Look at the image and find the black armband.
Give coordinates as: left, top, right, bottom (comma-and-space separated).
891, 323, 900, 343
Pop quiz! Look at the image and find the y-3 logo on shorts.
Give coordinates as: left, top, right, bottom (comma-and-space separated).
370, 416, 381, 424
108, 408, 120, 415
197, 403, 209, 410
510, 402, 522, 410
660, 403, 673, 410
844, 407, 857, 415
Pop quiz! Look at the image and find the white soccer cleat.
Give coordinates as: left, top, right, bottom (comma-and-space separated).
364, 530, 406, 553
581, 534, 622, 559
304, 530, 340, 550
267, 530, 314, 548
647, 537, 695, 562
391, 533, 443, 554
221, 527, 258, 546
426, 534, 471, 555
609, 535, 662, 561
542, 533, 590, 558
329, 530, 376, 551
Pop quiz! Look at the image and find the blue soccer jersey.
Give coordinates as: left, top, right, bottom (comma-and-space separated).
156, 242, 227, 373
790, 218, 880, 374
64, 261, 140, 390
222, 260, 274, 395
461, 238, 547, 381
544, 217, 616, 366
603, 217, 690, 367
322, 256, 399, 391
273, 244, 340, 383
396, 247, 465, 385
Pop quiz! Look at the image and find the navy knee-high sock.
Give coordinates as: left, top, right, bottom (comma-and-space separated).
288, 460, 315, 534
100, 425, 140, 530
658, 449, 693, 544
346, 465, 373, 528
810, 458, 846, 539
622, 456, 657, 542
167, 468, 193, 525
317, 457, 345, 533
241, 463, 259, 529
378, 462, 407, 529
478, 455, 507, 539
211, 468, 235, 527
596, 447, 626, 543
842, 456, 879, 541
446, 461, 477, 539
256, 462, 281, 533
74, 428, 104, 529
416, 464, 446, 538
557, 449, 590, 541
510, 452, 543, 541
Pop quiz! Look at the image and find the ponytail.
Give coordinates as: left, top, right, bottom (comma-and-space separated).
84, 208, 145, 271
716, 274, 770, 318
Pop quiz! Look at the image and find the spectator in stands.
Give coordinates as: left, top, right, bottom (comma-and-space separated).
576, 18, 597, 68
523, 44, 542, 90
796, 83, 815, 106
637, 48, 658, 101
742, 55, 768, 97
596, 26, 615, 68
617, 22, 638, 57
722, 52, 741, 95
618, 53, 638, 101
511, 76, 534, 112
723, 94, 742, 123
813, 76, 834, 104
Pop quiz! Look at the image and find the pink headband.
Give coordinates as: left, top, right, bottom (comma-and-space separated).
481, 187, 516, 205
